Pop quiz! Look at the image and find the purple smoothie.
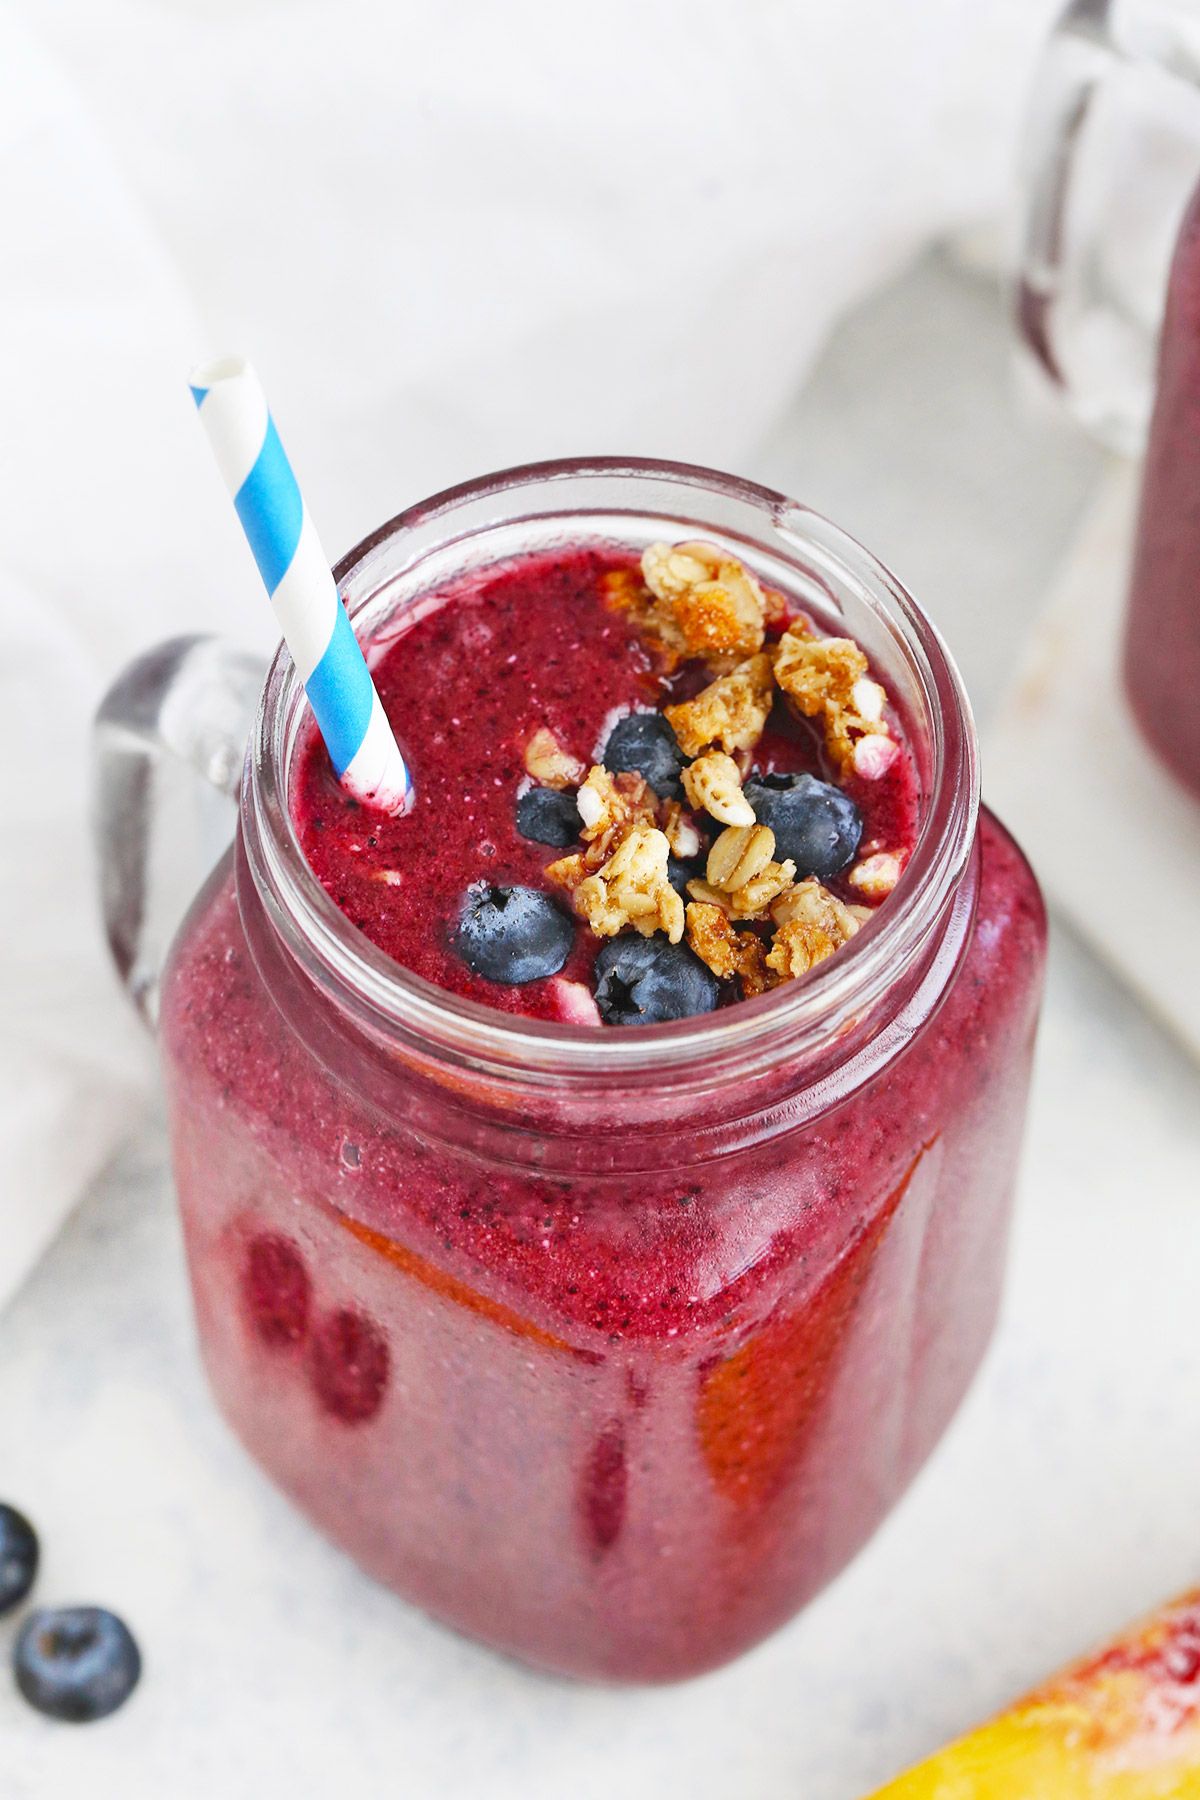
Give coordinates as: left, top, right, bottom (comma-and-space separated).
158, 475, 1045, 1681
292, 546, 918, 1020
1125, 176, 1200, 799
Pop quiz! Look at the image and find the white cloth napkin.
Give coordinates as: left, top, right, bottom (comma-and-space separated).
986, 458, 1200, 1062
0, 0, 1063, 1310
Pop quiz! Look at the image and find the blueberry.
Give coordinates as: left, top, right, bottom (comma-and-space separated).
666, 855, 700, 900
516, 786, 580, 848
593, 935, 720, 1026
454, 884, 575, 984
14, 1607, 141, 1723
602, 712, 684, 799
744, 772, 862, 880
0, 1504, 38, 1615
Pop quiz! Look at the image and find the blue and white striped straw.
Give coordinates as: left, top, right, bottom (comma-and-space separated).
189, 356, 411, 815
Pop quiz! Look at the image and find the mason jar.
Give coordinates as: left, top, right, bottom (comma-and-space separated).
95, 459, 1046, 1681
1018, 0, 1200, 795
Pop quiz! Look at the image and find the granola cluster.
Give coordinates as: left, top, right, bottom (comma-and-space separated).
522, 726, 586, 789
664, 654, 775, 757
680, 751, 755, 826
530, 541, 909, 998
575, 826, 684, 944
632, 541, 767, 664
772, 618, 897, 779
541, 766, 675, 939
685, 904, 772, 997
767, 881, 870, 979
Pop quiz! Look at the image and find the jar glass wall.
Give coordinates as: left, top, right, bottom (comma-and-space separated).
155, 462, 1046, 1681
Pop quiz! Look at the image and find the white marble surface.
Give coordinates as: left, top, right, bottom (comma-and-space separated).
5, 256, 1200, 1799
988, 458, 1200, 1063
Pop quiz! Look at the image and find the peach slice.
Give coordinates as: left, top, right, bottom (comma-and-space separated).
868, 1591, 1200, 1798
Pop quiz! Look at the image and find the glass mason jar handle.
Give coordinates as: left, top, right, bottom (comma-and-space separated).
92, 636, 266, 1027
1017, 0, 1200, 453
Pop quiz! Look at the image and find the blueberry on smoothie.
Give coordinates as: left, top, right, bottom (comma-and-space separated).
593, 935, 720, 1026
744, 772, 862, 881
516, 786, 580, 848
455, 884, 575, 984
0, 1504, 38, 1615
602, 712, 685, 799
666, 855, 700, 900
14, 1607, 141, 1723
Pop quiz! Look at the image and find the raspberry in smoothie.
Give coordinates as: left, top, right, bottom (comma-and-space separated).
1125, 175, 1200, 800
158, 469, 1045, 1681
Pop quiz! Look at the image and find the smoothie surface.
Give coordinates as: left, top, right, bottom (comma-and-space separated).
1124, 174, 1200, 796
293, 544, 919, 1021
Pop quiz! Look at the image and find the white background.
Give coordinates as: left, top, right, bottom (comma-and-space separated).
4, 3, 1200, 1794
5, 250, 1200, 1799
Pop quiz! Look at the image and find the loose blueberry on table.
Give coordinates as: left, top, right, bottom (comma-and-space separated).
14, 1606, 141, 1723
0, 1503, 39, 1615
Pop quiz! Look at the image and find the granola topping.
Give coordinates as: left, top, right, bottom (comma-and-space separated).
765, 879, 863, 981
663, 653, 775, 757
851, 676, 887, 723
661, 801, 704, 860
573, 825, 685, 943
544, 851, 588, 892
575, 765, 657, 849
771, 878, 863, 940
684, 878, 732, 912
599, 566, 646, 613
848, 850, 905, 899
686, 903, 772, 996
773, 622, 894, 778
681, 750, 755, 826
765, 917, 838, 980
726, 858, 797, 919
524, 727, 586, 789
302, 537, 914, 1026
706, 823, 776, 891
526, 541, 906, 1003
638, 541, 768, 664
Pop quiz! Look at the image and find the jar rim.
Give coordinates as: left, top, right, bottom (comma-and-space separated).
242, 455, 979, 1086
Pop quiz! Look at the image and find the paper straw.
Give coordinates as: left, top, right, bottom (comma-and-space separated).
189, 356, 410, 814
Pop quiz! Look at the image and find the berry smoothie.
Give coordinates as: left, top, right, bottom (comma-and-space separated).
158, 467, 1045, 1681
292, 544, 918, 1025
1125, 175, 1200, 800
